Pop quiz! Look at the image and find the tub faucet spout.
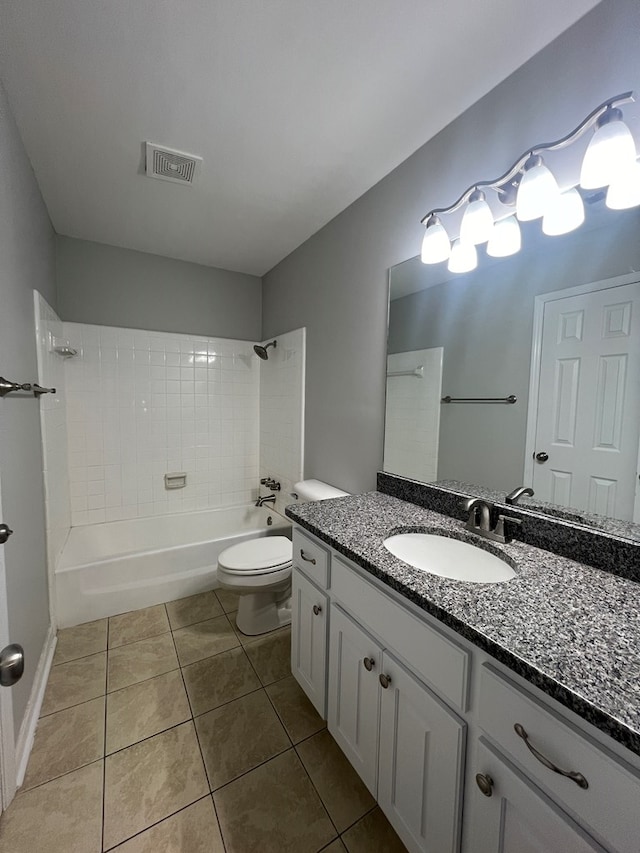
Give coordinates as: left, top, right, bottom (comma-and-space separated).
255, 494, 276, 507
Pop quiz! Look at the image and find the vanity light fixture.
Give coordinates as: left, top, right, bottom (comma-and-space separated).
448, 238, 477, 273
419, 91, 637, 272
516, 155, 561, 221
486, 215, 521, 257
421, 215, 451, 264
606, 160, 640, 210
580, 107, 637, 189
542, 187, 585, 236
459, 190, 494, 244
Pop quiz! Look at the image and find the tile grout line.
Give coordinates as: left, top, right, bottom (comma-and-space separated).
102, 793, 213, 853
101, 617, 110, 853
169, 620, 230, 853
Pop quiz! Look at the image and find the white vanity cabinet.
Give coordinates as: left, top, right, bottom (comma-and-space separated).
289, 524, 640, 853
327, 602, 466, 853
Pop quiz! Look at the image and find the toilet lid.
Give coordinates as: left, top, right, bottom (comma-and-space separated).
218, 536, 292, 572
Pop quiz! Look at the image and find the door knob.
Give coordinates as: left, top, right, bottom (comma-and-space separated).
312, 604, 322, 616
535, 451, 549, 463
363, 657, 375, 671
379, 673, 391, 689
0, 524, 13, 545
0, 643, 24, 686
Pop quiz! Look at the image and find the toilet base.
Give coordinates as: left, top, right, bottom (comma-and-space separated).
235, 589, 292, 636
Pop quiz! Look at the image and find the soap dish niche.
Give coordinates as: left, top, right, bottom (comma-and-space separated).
49, 335, 78, 358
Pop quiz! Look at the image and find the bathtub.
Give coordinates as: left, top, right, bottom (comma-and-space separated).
55, 505, 291, 628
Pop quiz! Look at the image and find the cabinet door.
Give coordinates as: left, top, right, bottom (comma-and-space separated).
467, 739, 607, 853
291, 568, 328, 717
327, 604, 382, 796
378, 652, 466, 853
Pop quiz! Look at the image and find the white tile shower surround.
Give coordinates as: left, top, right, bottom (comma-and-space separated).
34, 293, 72, 582
63, 323, 261, 526
259, 328, 305, 516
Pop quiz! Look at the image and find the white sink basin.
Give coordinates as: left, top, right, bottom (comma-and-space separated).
383, 533, 516, 583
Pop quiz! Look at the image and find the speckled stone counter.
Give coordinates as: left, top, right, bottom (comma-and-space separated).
286, 491, 640, 757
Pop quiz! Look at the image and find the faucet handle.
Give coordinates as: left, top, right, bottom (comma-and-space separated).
496, 514, 522, 542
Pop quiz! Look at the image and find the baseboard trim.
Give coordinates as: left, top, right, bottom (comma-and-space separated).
15, 626, 57, 788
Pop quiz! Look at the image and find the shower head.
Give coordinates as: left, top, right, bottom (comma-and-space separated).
254, 340, 277, 360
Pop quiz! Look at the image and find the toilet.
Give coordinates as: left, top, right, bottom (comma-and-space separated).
217, 479, 349, 635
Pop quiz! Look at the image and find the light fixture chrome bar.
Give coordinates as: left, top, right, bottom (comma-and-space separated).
421, 92, 635, 225
387, 366, 424, 378
441, 394, 517, 404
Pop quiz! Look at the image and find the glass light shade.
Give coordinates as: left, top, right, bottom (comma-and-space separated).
421, 219, 451, 264
486, 215, 521, 257
542, 188, 585, 236
516, 158, 561, 221
580, 117, 637, 190
606, 160, 640, 209
459, 193, 494, 245
447, 239, 477, 274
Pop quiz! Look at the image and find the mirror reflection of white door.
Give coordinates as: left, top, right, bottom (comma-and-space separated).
527, 278, 640, 521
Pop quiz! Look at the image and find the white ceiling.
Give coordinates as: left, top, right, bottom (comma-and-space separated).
0, 1, 600, 276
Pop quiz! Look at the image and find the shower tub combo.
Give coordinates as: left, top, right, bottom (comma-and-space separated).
55, 505, 290, 628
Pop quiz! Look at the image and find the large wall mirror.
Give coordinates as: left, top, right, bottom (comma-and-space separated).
384, 204, 640, 533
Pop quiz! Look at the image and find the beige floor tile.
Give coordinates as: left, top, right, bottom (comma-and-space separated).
108, 604, 170, 648
244, 627, 292, 685
103, 721, 208, 849
214, 749, 336, 853
23, 697, 105, 790
166, 590, 223, 630
40, 651, 106, 717
322, 842, 348, 852
214, 587, 240, 614
341, 807, 408, 853
297, 730, 375, 833
196, 690, 290, 789
0, 761, 103, 853
106, 669, 191, 754
107, 632, 178, 692
266, 675, 325, 743
172, 614, 239, 666
114, 797, 224, 853
182, 645, 261, 716
54, 619, 107, 664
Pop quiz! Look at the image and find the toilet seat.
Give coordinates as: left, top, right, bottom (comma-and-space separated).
218, 536, 292, 575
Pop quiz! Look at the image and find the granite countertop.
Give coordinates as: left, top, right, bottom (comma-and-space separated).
286, 491, 640, 757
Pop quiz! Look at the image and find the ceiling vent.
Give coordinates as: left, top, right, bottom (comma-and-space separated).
145, 142, 202, 186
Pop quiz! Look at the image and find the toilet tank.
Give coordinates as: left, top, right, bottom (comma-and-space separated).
293, 479, 349, 502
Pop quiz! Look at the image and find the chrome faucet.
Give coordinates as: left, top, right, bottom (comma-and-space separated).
255, 494, 276, 507
505, 486, 534, 505
464, 498, 492, 532
463, 497, 522, 544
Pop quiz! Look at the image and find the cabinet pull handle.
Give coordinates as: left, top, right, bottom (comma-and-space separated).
363, 657, 375, 671
475, 773, 493, 797
379, 673, 391, 689
300, 549, 316, 565
514, 724, 588, 789
312, 604, 322, 616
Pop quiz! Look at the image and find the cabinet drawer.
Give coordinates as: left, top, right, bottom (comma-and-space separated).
331, 556, 469, 712
293, 529, 330, 587
478, 664, 640, 853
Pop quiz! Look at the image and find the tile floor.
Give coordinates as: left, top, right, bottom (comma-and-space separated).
0, 589, 408, 852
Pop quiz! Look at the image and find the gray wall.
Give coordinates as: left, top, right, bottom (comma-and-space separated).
262, 0, 640, 495
388, 212, 640, 491
57, 236, 262, 340
0, 79, 56, 738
